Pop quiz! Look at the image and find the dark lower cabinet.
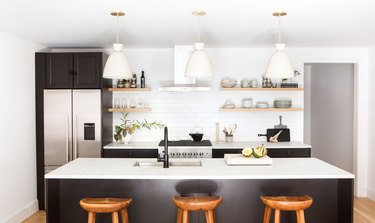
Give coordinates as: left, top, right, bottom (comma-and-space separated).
44, 52, 102, 89
103, 149, 159, 158
213, 148, 311, 158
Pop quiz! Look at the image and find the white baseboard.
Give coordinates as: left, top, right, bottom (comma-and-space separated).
368, 188, 375, 201
4, 200, 39, 223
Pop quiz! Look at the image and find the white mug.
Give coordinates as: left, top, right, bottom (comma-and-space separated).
250, 80, 258, 88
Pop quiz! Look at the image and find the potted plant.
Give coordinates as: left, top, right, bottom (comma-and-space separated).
114, 113, 164, 144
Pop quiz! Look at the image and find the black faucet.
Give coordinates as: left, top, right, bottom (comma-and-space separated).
157, 127, 169, 168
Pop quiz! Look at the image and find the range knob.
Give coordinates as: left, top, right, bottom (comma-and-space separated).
188, 153, 192, 156
182, 152, 187, 156
199, 152, 203, 156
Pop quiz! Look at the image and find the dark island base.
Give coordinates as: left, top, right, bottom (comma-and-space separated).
47, 178, 353, 223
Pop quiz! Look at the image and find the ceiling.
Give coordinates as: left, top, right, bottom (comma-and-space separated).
1, 0, 375, 48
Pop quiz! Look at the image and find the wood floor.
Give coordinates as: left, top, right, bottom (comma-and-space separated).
22, 197, 375, 223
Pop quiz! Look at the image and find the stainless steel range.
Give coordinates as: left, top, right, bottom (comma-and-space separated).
158, 140, 212, 158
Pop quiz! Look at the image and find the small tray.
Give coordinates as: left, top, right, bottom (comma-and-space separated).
224, 154, 273, 166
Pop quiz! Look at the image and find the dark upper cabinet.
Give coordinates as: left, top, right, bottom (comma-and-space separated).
73, 53, 102, 88
46, 53, 73, 88
45, 52, 102, 89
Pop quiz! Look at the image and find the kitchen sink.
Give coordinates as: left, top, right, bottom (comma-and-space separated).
133, 161, 202, 167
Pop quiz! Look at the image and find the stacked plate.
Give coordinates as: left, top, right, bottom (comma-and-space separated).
256, 101, 269, 109
274, 100, 292, 108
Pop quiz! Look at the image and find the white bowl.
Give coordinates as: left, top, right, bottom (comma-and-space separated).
222, 82, 237, 88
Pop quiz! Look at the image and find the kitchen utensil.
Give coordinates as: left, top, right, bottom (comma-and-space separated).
241, 79, 249, 88
256, 101, 269, 109
114, 98, 120, 108
274, 116, 287, 129
221, 79, 237, 88
223, 99, 235, 109
269, 130, 283, 143
250, 80, 258, 88
225, 135, 233, 143
242, 98, 253, 108
223, 104, 235, 109
215, 123, 224, 143
121, 98, 128, 108
222, 82, 237, 88
229, 123, 237, 135
274, 99, 292, 108
258, 129, 290, 142
189, 127, 204, 142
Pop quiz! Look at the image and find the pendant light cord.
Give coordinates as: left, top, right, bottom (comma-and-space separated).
197, 15, 201, 42
116, 14, 120, 43
278, 15, 281, 43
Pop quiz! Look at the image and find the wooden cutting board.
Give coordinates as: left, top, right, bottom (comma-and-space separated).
224, 154, 273, 166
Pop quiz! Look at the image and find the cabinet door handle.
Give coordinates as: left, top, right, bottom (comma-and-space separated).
66, 115, 70, 162
74, 115, 78, 159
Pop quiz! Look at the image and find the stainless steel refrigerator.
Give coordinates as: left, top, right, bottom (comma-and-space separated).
44, 89, 101, 174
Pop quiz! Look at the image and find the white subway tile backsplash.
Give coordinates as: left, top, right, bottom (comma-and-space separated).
111, 48, 304, 142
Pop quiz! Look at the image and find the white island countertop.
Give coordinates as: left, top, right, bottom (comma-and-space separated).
45, 158, 353, 180
103, 141, 311, 149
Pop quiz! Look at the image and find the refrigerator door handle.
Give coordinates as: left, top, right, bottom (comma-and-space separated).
65, 115, 70, 162
74, 115, 78, 159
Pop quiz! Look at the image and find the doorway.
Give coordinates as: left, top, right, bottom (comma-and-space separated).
304, 63, 354, 173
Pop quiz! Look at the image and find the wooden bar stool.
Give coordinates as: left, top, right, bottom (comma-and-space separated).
173, 196, 222, 223
260, 195, 313, 223
80, 197, 132, 223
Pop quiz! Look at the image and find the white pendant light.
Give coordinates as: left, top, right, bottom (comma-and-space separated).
264, 12, 294, 79
185, 11, 212, 78
103, 11, 132, 79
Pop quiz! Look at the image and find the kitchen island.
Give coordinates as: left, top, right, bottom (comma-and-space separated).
46, 158, 353, 223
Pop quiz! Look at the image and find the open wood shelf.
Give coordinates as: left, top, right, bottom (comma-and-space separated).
220, 87, 304, 91
108, 107, 151, 112
219, 107, 303, 112
107, 87, 151, 92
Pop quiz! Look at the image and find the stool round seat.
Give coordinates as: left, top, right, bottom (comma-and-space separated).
173, 196, 222, 211
173, 196, 222, 223
260, 195, 313, 223
261, 195, 313, 211
80, 197, 132, 223
80, 198, 132, 213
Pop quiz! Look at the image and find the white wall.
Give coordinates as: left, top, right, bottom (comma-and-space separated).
0, 30, 44, 222
306, 64, 354, 173
368, 47, 375, 201
108, 47, 369, 197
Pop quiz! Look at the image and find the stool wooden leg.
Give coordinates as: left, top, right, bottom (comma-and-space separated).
205, 210, 215, 223
120, 208, 129, 223
182, 210, 189, 223
296, 210, 305, 223
112, 211, 119, 223
263, 206, 271, 223
176, 208, 183, 223
274, 209, 280, 223
88, 212, 96, 223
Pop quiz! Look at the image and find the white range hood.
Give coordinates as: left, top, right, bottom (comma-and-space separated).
159, 45, 212, 92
